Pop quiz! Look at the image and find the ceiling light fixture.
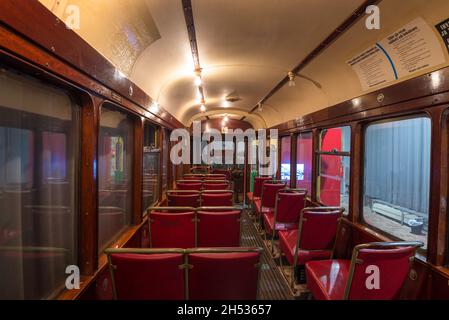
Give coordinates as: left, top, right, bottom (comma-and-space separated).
223, 114, 229, 122
194, 68, 202, 87
288, 71, 296, 87
150, 101, 159, 113
200, 104, 206, 112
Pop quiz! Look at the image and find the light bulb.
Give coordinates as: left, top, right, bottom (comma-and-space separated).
194, 75, 202, 86
224, 115, 229, 122
150, 101, 159, 113
288, 71, 296, 87
200, 104, 206, 112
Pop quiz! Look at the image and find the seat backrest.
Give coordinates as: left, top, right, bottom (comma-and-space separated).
210, 170, 231, 180
201, 192, 233, 206
261, 182, 286, 208
197, 210, 241, 247
149, 211, 195, 248
347, 245, 418, 300
184, 175, 203, 180
188, 250, 260, 300
108, 252, 184, 300
203, 182, 229, 190
253, 177, 271, 198
275, 191, 306, 224
299, 208, 343, 250
204, 175, 227, 181
167, 193, 200, 207
176, 182, 202, 191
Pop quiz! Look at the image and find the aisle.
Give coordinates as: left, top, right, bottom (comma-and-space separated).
240, 210, 294, 300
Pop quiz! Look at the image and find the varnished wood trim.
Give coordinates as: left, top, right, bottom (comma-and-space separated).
79, 95, 100, 275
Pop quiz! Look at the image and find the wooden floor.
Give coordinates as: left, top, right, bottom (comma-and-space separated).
240, 209, 295, 300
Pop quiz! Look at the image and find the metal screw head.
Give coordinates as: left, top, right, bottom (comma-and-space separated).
129, 85, 133, 97
377, 93, 385, 103
409, 269, 418, 281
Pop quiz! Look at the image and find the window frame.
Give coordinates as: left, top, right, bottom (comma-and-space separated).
0, 66, 81, 299
295, 130, 313, 196
315, 125, 352, 209
279, 134, 292, 186
359, 113, 432, 251
97, 101, 137, 252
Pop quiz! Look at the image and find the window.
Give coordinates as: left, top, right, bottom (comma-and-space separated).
363, 117, 430, 248
43, 132, 67, 181
142, 123, 159, 214
317, 126, 351, 211
98, 105, 133, 251
296, 132, 313, 195
0, 68, 79, 299
280, 136, 291, 185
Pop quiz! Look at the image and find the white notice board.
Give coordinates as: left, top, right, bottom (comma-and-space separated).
348, 18, 446, 91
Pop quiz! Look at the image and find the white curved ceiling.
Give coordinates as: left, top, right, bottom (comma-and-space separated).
38, 0, 449, 129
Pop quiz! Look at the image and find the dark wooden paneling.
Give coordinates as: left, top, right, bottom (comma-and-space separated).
79, 94, 100, 276
272, 67, 449, 134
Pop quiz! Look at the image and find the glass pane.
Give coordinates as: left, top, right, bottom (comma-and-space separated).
98, 105, 133, 251
280, 136, 291, 184
296, 132, 313, 195
320, 126, 351, 152
363, 117, 430, 248
43, 132, 67, 181
142, 123, 159, 214
318, 155, 350, 211
0, 68, 78, 299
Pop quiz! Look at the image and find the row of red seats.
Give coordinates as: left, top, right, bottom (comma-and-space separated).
177, 180, 230, 191
248, 176, 424, 299
184, 173, 227, 180
147, 207, 241, 248
105, 247, 262, 300
167, 190, 233, 207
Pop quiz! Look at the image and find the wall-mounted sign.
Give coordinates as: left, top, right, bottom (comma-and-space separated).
348, 18, 446, 91
435, 18, 449, 54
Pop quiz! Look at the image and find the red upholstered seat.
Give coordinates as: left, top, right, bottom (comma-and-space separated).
202, 192, 233, 206
184, 175, 203, 180
177, 182, 202, 191
253, 177, 272, 199
263, 213, 298, 237
257, 182, 285, 215
205, 174, 227, 180
109, 253, 184, 300
305, 259, 350, 300
188, 251, 260, 300
306, 243, 422, 300
263, 191, 306, 236
149, 211, 195, 248
203, 183, 229, 190
279, 229, 331, 265
278, 207, 344, 286
167, 193, 200, 207
197, 210, 241, 247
